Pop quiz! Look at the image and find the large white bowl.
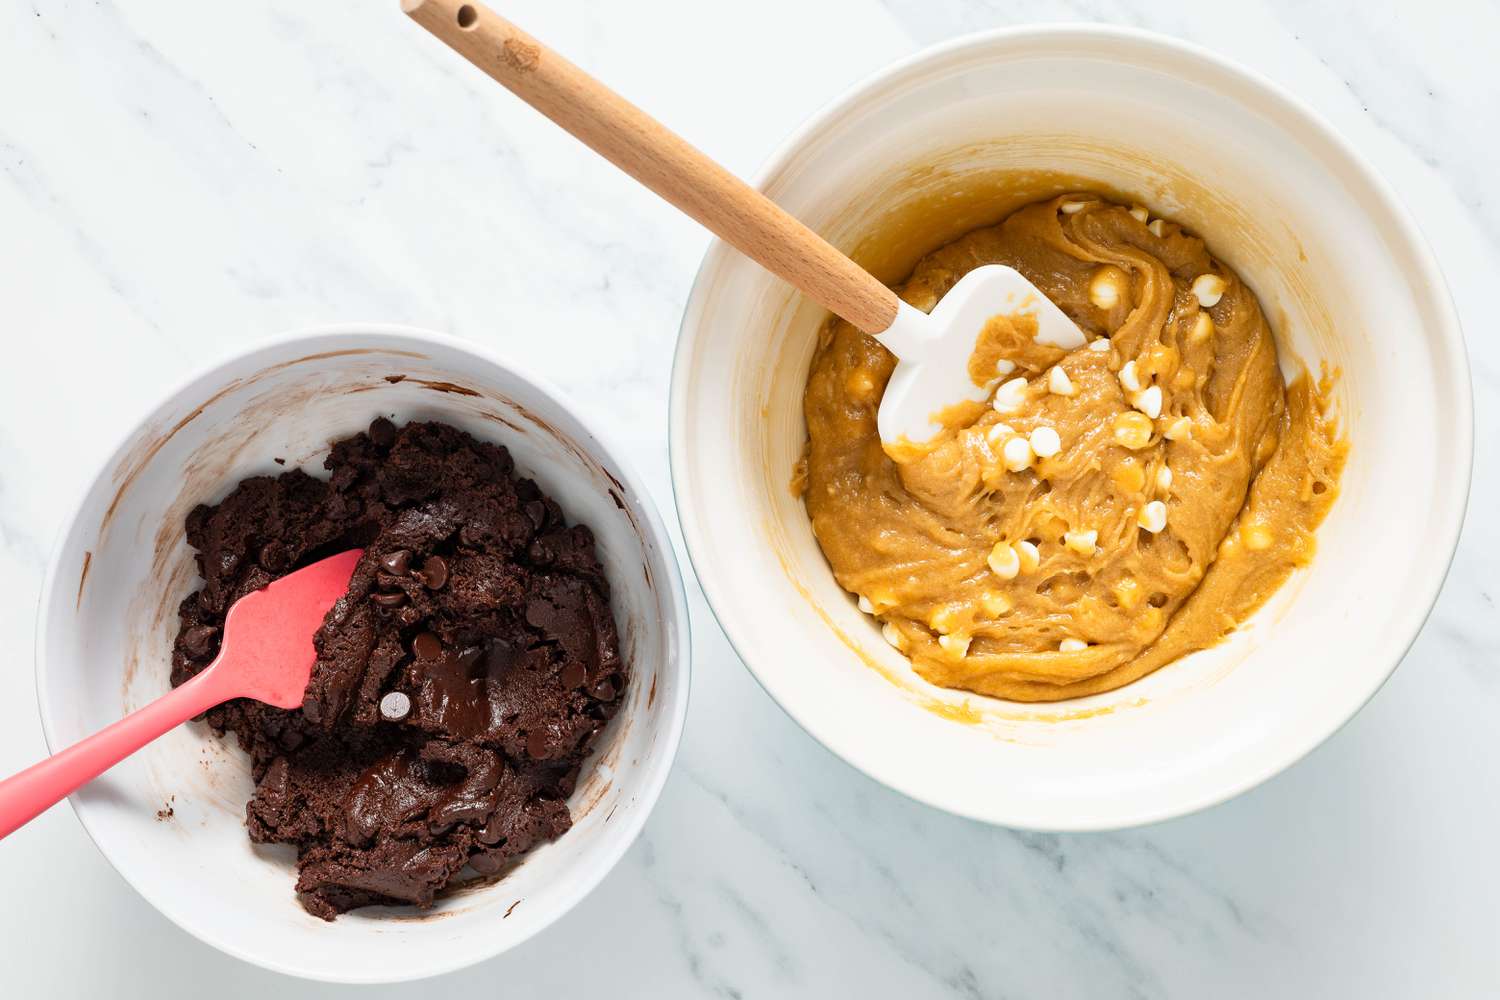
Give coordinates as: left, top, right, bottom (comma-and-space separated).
670, 27, 1471, 831
36, 325, 690, 982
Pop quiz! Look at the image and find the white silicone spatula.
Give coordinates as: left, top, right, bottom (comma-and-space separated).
402, 0, 1087, 446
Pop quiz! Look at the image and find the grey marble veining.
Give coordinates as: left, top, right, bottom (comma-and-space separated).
1, 0, 1495, 996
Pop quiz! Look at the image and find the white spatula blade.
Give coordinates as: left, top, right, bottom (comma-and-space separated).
874, 265, 1087, 446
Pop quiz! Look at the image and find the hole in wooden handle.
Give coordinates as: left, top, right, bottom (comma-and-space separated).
457, 4, 478, 29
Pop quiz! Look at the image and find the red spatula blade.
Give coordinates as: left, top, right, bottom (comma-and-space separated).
0, 548, 364, 838
212, 548, 363, 708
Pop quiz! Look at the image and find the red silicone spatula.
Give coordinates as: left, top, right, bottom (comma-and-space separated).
0, 548, 363, 840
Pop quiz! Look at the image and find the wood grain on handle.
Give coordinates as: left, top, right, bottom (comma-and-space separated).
401, 0, 900, 335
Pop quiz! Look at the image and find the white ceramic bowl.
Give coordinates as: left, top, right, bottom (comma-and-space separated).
36, 325, 690, 982
671, 27, 1471, 831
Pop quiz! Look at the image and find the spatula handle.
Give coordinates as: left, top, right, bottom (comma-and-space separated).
0, 667, 232, 839
401, 0, 900, 335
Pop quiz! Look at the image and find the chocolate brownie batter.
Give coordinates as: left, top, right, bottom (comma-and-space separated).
171, 419, 625, 920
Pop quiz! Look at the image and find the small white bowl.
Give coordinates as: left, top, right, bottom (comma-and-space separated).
36, 325, 690, 982
671, 27, 1471, 831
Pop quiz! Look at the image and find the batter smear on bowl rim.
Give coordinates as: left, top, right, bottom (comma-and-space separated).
171, 419, 626, 919
801, 194, 1347, 702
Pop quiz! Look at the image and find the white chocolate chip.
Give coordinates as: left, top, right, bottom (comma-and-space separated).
1241, 523, 1273, 551
929, 606, 956, 634
993, 376, 1030, 414
882, 622, 905, 650
1029, 425, 1062, 459
1089, 338, 1111, 352
1129, 205, 1149, 223
1063, 529, 1098, 556
379, 691, 412, 722
1157, 465, 1173, 491
1090, 267, 1126, 309
1002, 435, 1035, 472
986, 422, 1015, 446
1147, 219, 1166, 237
1060, 199, 1089, 214
1191, 310, 1214, 344
1132, 385, 1164, 420
1059, 637, 1089, 652
1192, 273, 1227, 308
937, 633, 971, 658
1138, 500, 1168, 533
857, 594, 874, 614
1016, 540, 1041, 573
1048, 366, 1075, 396
1164, 415, 1193, 441
980, 591, 1012, 616
988, 542, 1021, 579
1114, 411, 1154, 450
1119, 359, 1142, 393
995, 358, 1016, 377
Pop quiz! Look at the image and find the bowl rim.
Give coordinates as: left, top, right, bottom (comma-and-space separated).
34, 322, 693, 983
668, 24, 1473, 831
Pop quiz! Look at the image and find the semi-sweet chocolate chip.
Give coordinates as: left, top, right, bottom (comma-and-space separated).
417, 554, 449, 590
368, 416, 397, 449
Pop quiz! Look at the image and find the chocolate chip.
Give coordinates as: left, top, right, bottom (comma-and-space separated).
524, 500, 547, 531
379, 549, 411, 576
368, 417, 397, 448
370, 590, 407, 608
484, 639, 516, 677
468, 851, 503, 875
412, 632, 443, 661
181, 624, 219, 660
559, 661, 588, 689
417, 554, 449, 590
590, 676, 618, 701
526, 727, 553, 759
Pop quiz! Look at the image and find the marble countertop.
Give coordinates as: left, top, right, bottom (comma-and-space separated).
1, 0, 1495, 996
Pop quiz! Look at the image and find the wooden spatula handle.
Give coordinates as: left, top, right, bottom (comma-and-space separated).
401, 0, 900, 335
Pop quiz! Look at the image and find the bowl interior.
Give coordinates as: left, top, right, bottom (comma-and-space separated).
672, 30, 1469, 829
39, 330, 687, 982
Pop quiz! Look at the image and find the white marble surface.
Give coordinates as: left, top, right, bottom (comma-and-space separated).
1, 0, 1495, 995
